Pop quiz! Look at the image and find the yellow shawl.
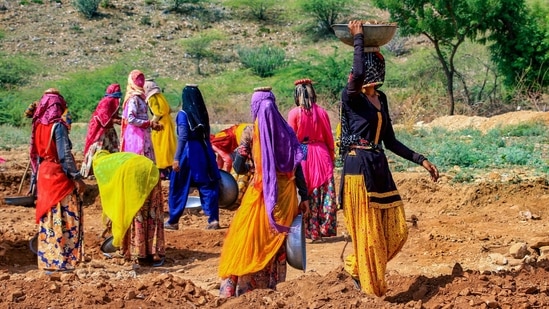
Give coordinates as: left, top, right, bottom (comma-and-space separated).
93, 150, 159, 247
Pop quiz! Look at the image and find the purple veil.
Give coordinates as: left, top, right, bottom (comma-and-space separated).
251, 89, 304, 233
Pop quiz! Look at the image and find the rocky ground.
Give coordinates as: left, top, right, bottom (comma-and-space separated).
1, 111, 549, 308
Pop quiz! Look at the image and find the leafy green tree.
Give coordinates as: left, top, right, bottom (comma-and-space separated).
180, 30, 222, 75
374, 0, 548, 115
298, 0, 353, 37
478, 0, 549, 92
373, 0, 491, 115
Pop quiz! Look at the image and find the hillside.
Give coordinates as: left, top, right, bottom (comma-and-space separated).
0, 0, 392, 123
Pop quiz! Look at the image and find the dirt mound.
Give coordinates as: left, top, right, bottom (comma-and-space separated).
422, 110, 549, 132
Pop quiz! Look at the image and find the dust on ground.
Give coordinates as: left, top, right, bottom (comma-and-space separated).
1, 111, 549, 309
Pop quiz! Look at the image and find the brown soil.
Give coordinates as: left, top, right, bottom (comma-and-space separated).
1, 111, 549, 309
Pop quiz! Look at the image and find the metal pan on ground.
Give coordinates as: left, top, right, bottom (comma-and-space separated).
100, 236, 119, 254
218, 170, 238, 209
4, 195, 36, 207
286, 214, 306, 271
185, 196, 202, 214
29, 233, 38, 255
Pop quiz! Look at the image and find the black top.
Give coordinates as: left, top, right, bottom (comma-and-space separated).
340, 33, 425, 166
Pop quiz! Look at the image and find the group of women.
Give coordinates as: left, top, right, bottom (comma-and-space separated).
29, 20, 439, 298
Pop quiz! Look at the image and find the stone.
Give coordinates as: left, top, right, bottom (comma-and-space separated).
489, 253, 508, 265
509, 242, 529, 259
528, 237, 549, 249
539, 246, 549, 256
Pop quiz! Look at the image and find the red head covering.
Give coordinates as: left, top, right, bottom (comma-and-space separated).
83, 84, 122, 155
29, 88, 69, 172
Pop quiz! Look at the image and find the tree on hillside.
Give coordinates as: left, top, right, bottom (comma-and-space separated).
373, 0, 548, 115
478, 0, 549, 95
180, 30, 222, 75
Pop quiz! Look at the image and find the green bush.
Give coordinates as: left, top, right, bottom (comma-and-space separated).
225, 0, 276, 21
0, 125, 30, 150
388, 122, 549, 173
492, 122, 547, 137
0, 53, 38, 89
72, 0, 102, 18
237, 45, 286, 78
297, 0, 354, 39
163, 0, 204, 13
290, 47, 351, 105
451, 170, 475, 183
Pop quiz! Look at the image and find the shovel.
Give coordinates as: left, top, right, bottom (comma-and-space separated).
17, 159, 31, 195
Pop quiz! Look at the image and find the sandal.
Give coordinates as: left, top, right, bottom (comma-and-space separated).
206, 221, 220, 230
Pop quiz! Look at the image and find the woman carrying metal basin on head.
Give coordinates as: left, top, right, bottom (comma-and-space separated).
336, 20, 439, 296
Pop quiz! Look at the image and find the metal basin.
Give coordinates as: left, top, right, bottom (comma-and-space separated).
100, 236, 119, 253
29, 233, 38, 255
186, 196, 202, 211
218, 170, 238, 209
286, 214, 306, 271
332, 23, 397, 47
4, 195, 36, 207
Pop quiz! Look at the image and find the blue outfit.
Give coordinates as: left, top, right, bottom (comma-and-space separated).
168, 110, 220, 224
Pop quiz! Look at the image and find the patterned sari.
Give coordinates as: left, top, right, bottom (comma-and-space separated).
31, 90, 83, 271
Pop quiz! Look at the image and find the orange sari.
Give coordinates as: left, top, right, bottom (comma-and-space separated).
218, 124, 299, 278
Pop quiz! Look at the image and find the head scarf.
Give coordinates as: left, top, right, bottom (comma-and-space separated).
33, 88, 68, 126
83, 83, 122, 155
362, 51, 385, 89
29, 88, 69, 172
293, 78, 317, 110
123, 69, 146, 109
182, 84, 210, 137
144, 79, 162, 101
251, 87, 304, 233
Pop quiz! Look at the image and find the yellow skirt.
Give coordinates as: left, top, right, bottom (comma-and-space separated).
343, 175, 408, 296
218, 173, 298, 278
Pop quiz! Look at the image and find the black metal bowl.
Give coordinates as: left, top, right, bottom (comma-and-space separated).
218, 170, 238, 209
4, 195, 36, 207
29, 233, 38, 255
100, 236, 119, 253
